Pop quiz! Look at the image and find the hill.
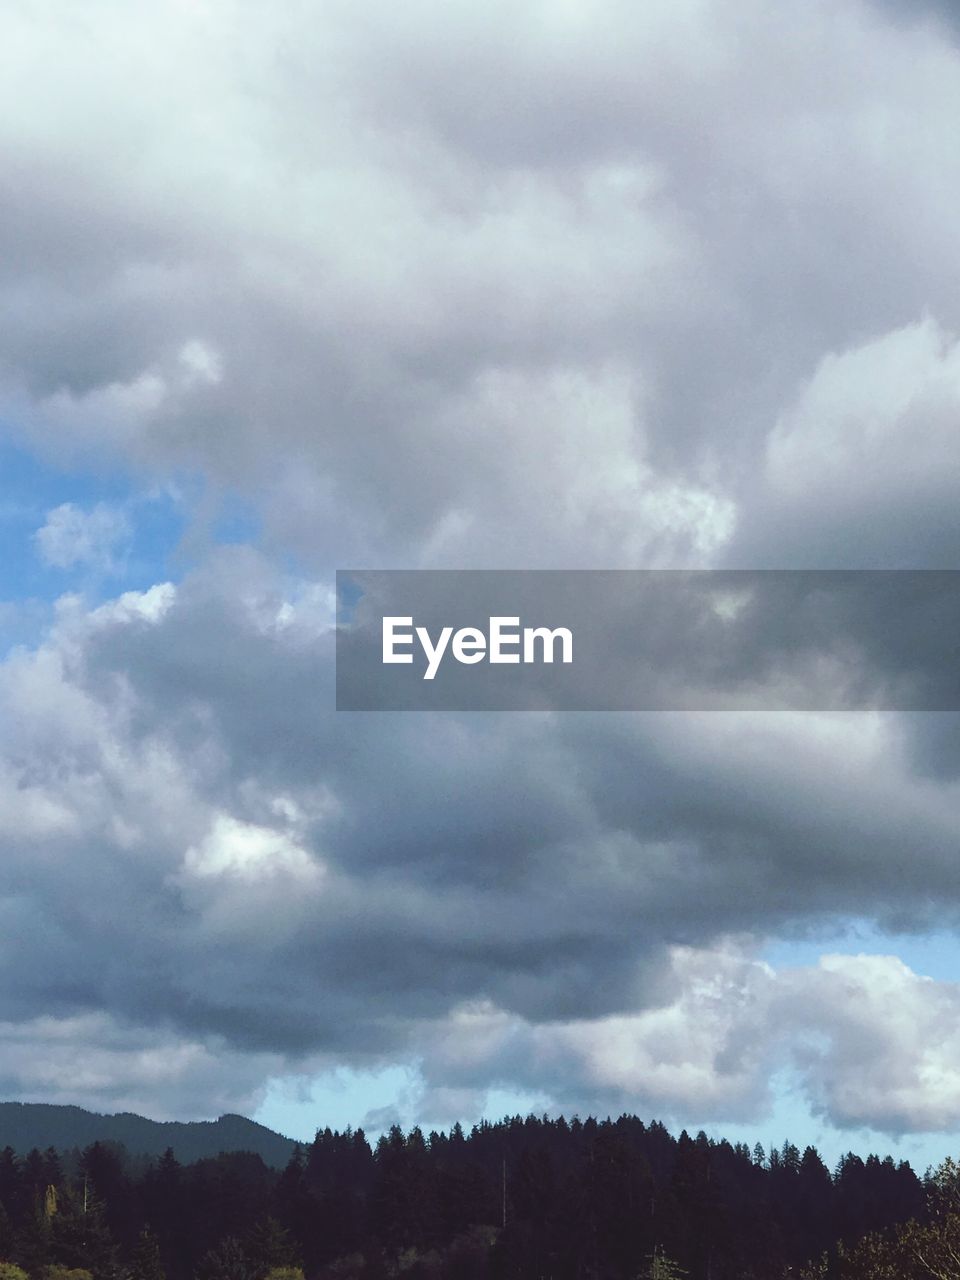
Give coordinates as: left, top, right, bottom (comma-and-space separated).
0, 1101, 297, 1166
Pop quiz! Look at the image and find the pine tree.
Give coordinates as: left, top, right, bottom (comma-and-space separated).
0, 1149, 19, 1217
128, 1228, 166, 1280
243, 1218, 298, 1279
13, 1202, 50, 1278
48, 1180, 120, 1279
0, 1202, 15, 1261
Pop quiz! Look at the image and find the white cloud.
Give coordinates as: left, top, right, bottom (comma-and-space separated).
182, 813, 322, 883
34, 501, 132, 573
419, 947, 960, 1135
0, 1012, 288, 1121
786, 954, 960, 1133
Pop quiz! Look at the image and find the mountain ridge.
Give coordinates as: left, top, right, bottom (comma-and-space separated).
0, 1101, 297, 1167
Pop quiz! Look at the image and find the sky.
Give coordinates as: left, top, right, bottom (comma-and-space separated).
2, 0, 960, 1175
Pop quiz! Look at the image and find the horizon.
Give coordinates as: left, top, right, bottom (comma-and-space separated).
1, 1097, 955, 1178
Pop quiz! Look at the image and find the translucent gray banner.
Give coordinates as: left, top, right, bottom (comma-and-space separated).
335, 570, 960, 711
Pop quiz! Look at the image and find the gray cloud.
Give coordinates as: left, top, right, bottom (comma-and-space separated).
1, 0, 960, 1137
4, 0, 960, 569
1, 563, 960, 1132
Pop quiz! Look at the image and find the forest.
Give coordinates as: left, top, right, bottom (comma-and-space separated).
0, 1113, 957, 1280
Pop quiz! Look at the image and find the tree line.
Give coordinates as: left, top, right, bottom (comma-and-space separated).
0, 1112, 955, 1279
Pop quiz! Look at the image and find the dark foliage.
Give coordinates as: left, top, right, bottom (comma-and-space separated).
0, 1116, 937, 1280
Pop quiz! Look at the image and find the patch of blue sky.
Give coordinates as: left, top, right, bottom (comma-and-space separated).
335, 571, 365, 627
764, 919, 960, 984
0, 439, 271, 654
254, 1066, 554, 1144
254, 1064, 420, 1141
0, 440, 183, 598
480, 1087, 556, 1126
209, 490, 262, 550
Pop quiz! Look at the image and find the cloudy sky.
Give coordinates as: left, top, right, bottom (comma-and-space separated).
2, 0, 960, 1171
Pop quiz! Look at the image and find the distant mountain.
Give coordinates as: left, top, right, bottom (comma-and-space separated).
0, 1102, 298, 1167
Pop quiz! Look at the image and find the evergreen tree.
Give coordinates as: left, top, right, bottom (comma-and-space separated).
128, 1229, 166, 1280
13, 1202, 50, 1278
243, 1218, 299, 1279
0, 1149, 20, 1217
0, 1113, 940, 1279
0, 1203, 15, 1261
47, 1180, 120, 1279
